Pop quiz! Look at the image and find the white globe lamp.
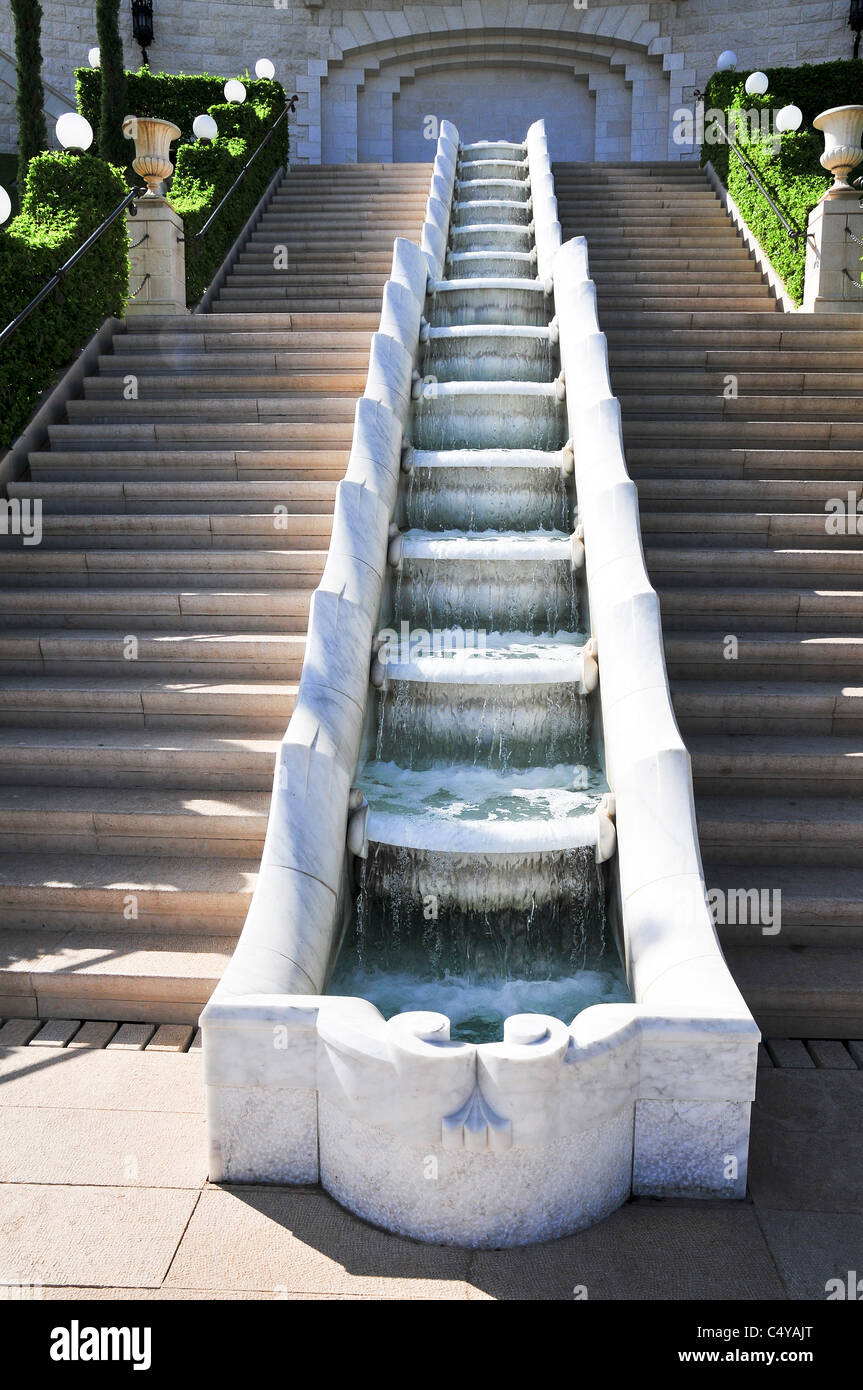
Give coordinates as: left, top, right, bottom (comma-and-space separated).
56, 112, 95, 151
745, 71, 769, 97
192, 113, 218, 142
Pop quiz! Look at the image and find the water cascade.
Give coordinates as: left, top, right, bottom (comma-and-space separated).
329, 138, 624, 1044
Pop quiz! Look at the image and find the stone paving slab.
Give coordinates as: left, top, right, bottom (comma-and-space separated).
748, 1070, 863, 1214
0, 1106, 207, 1187
164, 1187, 473, 1298
465, 1203, 785, 1301
0, 1185, 199, 1289
755, 1209, 863, 1301
0, 1045, 203, 1113
34, 1287, 430, 1300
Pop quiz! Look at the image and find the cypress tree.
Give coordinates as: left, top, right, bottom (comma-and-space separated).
11, 0, 48, 191
96, 0, 127, 164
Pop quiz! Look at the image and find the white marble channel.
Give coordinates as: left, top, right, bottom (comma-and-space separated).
202, 120, 759, 1248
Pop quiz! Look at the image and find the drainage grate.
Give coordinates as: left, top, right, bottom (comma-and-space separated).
0, 1017, 200, 1051
759, 1038, 862, 1070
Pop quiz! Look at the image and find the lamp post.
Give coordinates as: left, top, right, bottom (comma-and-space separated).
131, 0, 154, 67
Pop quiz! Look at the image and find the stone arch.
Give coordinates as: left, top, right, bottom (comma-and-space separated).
292, 3, 696, 165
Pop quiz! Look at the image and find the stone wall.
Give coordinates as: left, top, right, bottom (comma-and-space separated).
0, 1, 854, 160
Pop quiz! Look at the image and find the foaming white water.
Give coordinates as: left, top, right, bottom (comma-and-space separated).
327, 965, 630, 1043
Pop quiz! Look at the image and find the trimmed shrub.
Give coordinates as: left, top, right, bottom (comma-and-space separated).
75, 67, 285, 151
172, 101, 288, 305
74, 68, 289, 305
702, 59, 863, 303
11, 0, 48, 191
0, 152, 129, 452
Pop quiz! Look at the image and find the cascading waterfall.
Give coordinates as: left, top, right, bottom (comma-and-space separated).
327, 137, 629, 1042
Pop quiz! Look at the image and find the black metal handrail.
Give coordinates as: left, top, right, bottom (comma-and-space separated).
0, 183, 147, 350
192, 94, 298, 252
722, 129, 807, 247
693, 97, 808, 249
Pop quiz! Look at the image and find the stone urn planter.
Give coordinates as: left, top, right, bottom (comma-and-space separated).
813, 105, 863, 199
122, 115, 182, 195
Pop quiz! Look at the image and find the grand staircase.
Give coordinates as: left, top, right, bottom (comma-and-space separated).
556, 160, 863, 1038
0, 163, 429, 1024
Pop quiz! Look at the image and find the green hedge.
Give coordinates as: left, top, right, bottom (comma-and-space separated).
0, 151, 129, 453
75, 67, 289, 305
702, 59, 863, 304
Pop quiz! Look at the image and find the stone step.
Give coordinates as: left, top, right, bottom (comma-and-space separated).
698, 798, 863, 871
125, 312, 379, 333
591, 269, 764, 287
615, 348, 863, 372
621, 393, 863, 420
0, 786, 269, 860
0, 547, 327, 587
689, 733, 863, 796
9, 480, 337, 515
709, 864, 863, 946
641, 511, 857, 547
626, 419, 863, 446
93, 362, 368, 388
666, 632, 863, 677
635, 478, 860, 511
114, 329, 373, 351
0, 512, 332, 550
0, 725, 282, 783
672, 678, 863, 734
0, 926, 235, 1023
628, 446, 863, 480
235, 252, 395, 269
0, 587, 312, 633
647, 547, 863, 586
617, 368, 863, 392
599, 295, 777, 312
0, 673, 294, 728
47, 422, 353, 449
221, 274, 387, 291
68, 396, 357, 421
213, 296, 384, 313
606, 325, 863, 348
656, 586, 863, 633
723, 946, 863, 1038
29, 449, 348, 481
0, 628, 307, 680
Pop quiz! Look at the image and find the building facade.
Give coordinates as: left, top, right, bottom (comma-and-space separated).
0, 1, 856, 160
